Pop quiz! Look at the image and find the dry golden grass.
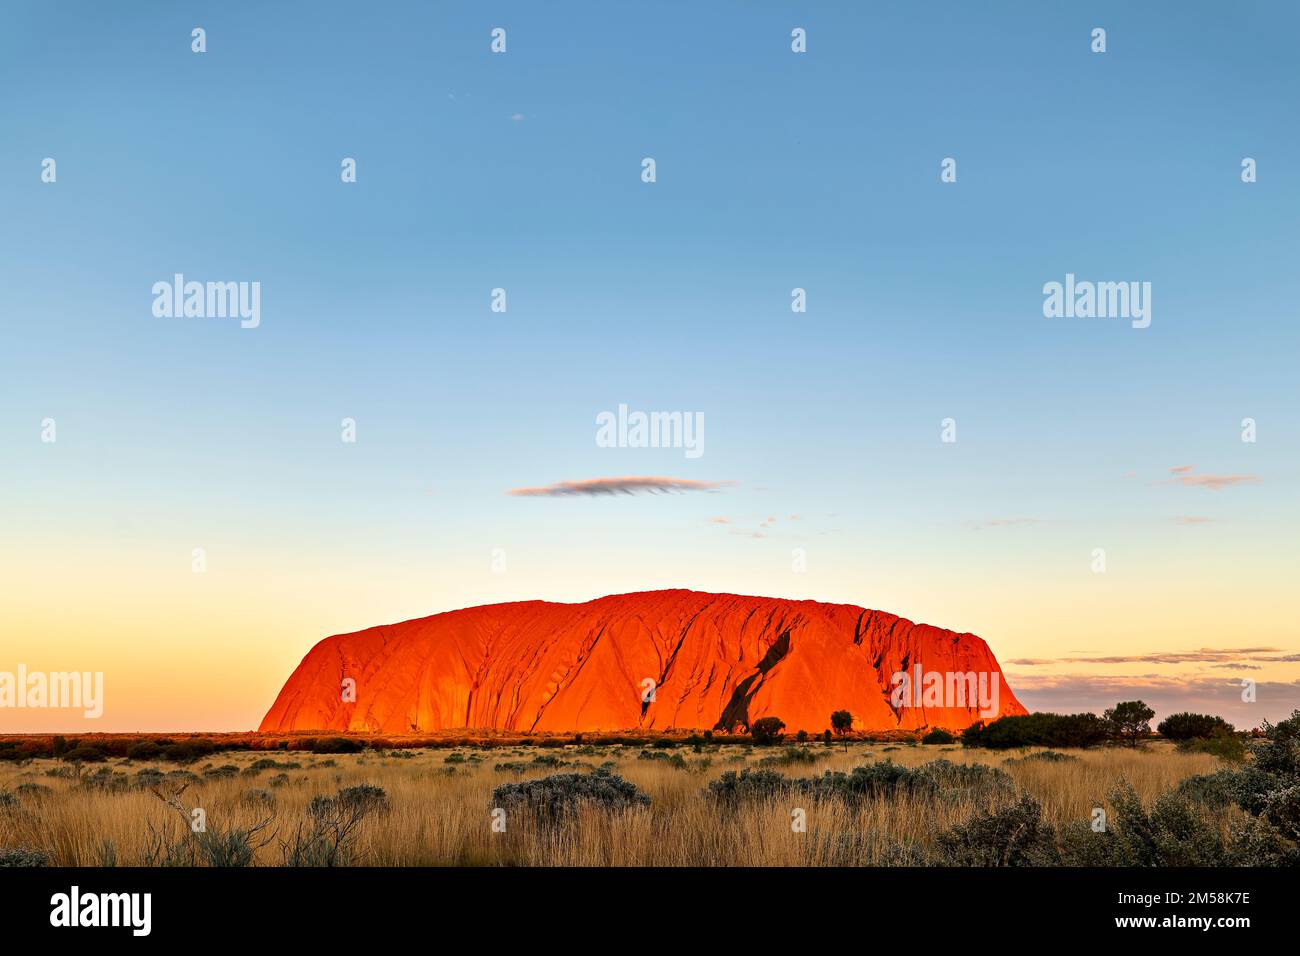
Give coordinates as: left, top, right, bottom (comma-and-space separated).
0, 742, 1227, 866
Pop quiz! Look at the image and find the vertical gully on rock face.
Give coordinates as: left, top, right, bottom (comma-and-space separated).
638, 607, 707, 725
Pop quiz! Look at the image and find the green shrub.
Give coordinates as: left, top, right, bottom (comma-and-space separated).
750, 717, 786, 745
126, 741, 163, 761
335, 785, 390, 815
0, 846, 50, 867
311, 737, 363, 754
1175, 769, 1240, 808
706, 768, 790, 803
161, 742, 212, 763
962, 713, 1109, 749
1005, 750, 1078, 766
1158, 712, 1234, 741
936, 795, 1059, 866
248, 757, 300, 771
492, 769, 650, 821
79, 768, 129, 792
757, 746, 818, 767
1058, 779, 1296, 867
1068, 782, 1230, 866
1167, 709, 1300, 858
61, 747, 107, 763
1177, 727, 1247, 763
921, 728, 955, 745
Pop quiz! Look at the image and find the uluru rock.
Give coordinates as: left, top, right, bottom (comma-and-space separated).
259, 590, 1027, 734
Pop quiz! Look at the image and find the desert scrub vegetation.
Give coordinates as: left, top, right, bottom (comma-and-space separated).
707, 759, 1014, 805
281, 785, 390, 866
492, 769, 650, 822
1, 718, 1295, 866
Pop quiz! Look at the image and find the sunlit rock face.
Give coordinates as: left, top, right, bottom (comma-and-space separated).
259, 590, 1027, 734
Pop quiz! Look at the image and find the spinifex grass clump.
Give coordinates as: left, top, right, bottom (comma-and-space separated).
491, 768, 650, 821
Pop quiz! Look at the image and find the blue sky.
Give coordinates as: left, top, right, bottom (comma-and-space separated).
1, 2, 1298, 729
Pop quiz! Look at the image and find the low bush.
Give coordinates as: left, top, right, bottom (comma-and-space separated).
61, 747, 108, 764
936, 795, 1059, 866
1177, 727, 1248, 763
1005, 750, 1078, 766
492, 769, 650, 821
0, 846, 50, 867
310, 737, 363, 755
126, 741, 163, 761
706, 768, 789, 803
161, 743, 212, 764
248, 757, 300, 771
757, 746, 818, 767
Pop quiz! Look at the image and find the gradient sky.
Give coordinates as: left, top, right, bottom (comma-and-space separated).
2, 2, 1297, 732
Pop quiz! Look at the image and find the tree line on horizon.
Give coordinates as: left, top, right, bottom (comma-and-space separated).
741, 701, 1248, 761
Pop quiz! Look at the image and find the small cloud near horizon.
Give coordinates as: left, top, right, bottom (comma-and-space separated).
509, 476, 734, 497
1172, 515, 1215, 524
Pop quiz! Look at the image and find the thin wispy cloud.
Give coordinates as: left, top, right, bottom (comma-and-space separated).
1008, 647, 1296, 666
1162, 465, 1260, 490
1007, 674, 1300, 727
509, 476, 734, 497
1172, 474, 1259, 490
1172, 515, 1215, 524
